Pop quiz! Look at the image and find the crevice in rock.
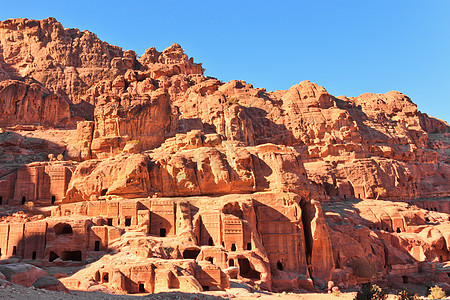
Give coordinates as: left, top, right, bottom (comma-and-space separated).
301, 201, 313, 267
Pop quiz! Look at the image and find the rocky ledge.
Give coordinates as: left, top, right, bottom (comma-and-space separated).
0, 17, 448, 296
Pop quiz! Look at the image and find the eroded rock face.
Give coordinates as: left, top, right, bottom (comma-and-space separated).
0, 264, 48, 287
173, 78, 449, 201
65, 153, 151, 202
65, 133, 310, 200
0, 80, 72, 127
0, 17, 449, 295
0, 17, 124, 104
324, 199, 450, 287
32, 276, 69, 293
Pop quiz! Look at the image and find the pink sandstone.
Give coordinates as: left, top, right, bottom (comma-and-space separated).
0, 17, 448, 296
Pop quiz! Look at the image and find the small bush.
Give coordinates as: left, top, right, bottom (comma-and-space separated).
396, 290, 419, 300
253, 283, 261, 291
127, 140, 140, 144
24, 201, 34, 211
226, 97, 239, 106
374, 187, 387, 200
163, 246, 174, 254
332, 289, 342, 297
428, 285, 446, 299
408, 204, 420, 210
354, 283, 387, 300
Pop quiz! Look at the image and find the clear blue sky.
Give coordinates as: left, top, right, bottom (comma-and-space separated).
1, 0, 449, 122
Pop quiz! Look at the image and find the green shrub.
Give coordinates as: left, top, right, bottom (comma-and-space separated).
332, 289, 342, 297
163, 246, 174, 254
226, 97, 239, 106
428, 285, 446, 299
354, 284, 387, 300
127, 140, 141, 144
408, 204, 420, 210
24, 201, 35, 211
396, 290, 419, 300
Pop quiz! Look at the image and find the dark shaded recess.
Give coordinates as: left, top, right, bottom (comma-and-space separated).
335, 251, 341, 269
222, 202, 244, 219
61, 250, 82, 261
182, 248, 200, 259
70, 100, 94, 121
49, 251, 59, 262
300, 201, 313, 266
238, 258, 260, 279
94, 241, 100, 251
54, 223, 73, 235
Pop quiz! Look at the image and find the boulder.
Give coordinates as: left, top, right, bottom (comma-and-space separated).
0, 263, 48, 287
32, 276, 70, 293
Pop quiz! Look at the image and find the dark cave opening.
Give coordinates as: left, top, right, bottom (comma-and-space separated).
238, 258, 260, 279
301, 201, 314, 267
182, 248, 200, 259
54, 223, 73, 235
49, 251, 59, 262
61, 250, 82, 261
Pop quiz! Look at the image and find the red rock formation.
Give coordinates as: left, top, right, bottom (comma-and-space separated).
0, 18, 124, 103
0, 264, 48, 287
0, 80, 72, 127
0, 17, 448, 296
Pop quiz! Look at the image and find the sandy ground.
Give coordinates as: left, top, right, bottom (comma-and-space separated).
0, 279, 424, 300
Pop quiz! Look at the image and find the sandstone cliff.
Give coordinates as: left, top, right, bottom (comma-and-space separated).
0, 17, 449, 296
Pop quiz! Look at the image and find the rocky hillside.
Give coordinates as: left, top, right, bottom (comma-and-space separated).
0, 17, 449, 295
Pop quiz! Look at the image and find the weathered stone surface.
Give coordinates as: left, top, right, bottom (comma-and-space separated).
0, 264, 48, 287
0, 17, 125, 105
65, 134, 310, 201
0, 80, 72, 127
65, 153, 151, 202
32, 276, 69, 292
0, 17, 449, 296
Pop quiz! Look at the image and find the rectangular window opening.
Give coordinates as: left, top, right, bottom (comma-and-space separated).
160, 228, 166, 237
94, 241, 100, 251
